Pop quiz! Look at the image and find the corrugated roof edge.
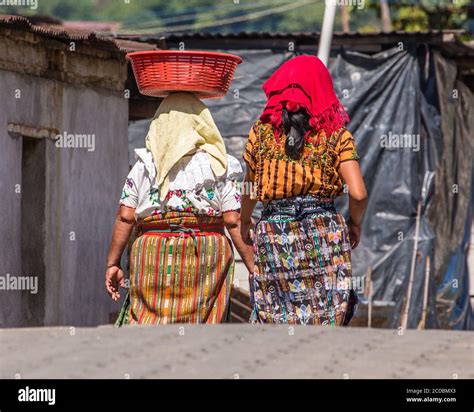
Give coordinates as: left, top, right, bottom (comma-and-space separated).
117, 29, 473, 55
0, 14, 159, 54
169, 29, 464, 37
119, 29, 466, 40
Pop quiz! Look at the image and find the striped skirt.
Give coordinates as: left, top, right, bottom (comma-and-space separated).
250, 196, 357, 326
116, 212, 234, 325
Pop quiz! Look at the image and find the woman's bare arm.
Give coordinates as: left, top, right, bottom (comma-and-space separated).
105, 205, 136, 300
339, 160, 368, 248
240, 167, 258, 246
106, 205, 136, 266
223, 211, 254, 273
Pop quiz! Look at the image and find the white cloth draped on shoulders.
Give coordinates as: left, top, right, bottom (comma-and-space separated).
120, 148, 243, 218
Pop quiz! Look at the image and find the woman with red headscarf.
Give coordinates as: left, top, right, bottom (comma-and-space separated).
239, 55, 367, 326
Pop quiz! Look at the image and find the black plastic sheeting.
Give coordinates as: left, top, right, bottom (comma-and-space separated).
129, 47, 473, 329
333, 46, 448, 330
426, 52, 474, 329
205, 50, 293, 137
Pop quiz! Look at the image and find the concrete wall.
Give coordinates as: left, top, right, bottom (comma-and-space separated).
469, 220, 474, 306
0, 40, 129, 327
44, 87, 129, 326
0, 73, 23, 326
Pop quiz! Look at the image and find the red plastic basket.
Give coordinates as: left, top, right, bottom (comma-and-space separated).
126, 50, 243, 99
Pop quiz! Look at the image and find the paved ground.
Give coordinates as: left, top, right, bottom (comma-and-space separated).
233, 260, 250, 291
1, 325, 472, 379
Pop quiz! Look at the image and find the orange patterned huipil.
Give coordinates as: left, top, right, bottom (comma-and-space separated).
243, 120, 360, 202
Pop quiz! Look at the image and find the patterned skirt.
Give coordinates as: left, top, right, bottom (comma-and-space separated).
250, 196, 357, 326
116, 212, 234, 325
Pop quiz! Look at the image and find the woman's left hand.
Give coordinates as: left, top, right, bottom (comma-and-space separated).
348, 221, 361, 249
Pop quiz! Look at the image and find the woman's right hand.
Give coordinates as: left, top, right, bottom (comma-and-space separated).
240, 218, 255, 246
105, 265, 126, 301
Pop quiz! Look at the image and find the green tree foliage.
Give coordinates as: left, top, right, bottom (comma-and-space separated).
349, 0, 471, 33
392, 0, 470, 31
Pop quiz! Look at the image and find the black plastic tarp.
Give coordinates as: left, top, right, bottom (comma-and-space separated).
206, 50, 293, 137
426, 52, 474, 329
331, 46, 445, 329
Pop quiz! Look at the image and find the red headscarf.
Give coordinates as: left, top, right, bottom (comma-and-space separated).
260, 55, 349, 140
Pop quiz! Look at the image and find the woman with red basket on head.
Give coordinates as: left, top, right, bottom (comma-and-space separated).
240, 55, 367, 326
106, 92, 254, 325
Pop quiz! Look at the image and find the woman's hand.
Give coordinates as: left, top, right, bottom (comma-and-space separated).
348, 221, 361, 249
105, 265, 126, 301
240, 218, 255, 246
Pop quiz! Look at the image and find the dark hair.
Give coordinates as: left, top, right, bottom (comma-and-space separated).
282, 107, 310, 160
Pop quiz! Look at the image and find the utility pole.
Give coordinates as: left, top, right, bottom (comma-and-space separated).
318, 0, 337, 66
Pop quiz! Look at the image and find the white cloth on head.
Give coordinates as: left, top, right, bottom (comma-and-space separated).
145, 92, 228, 201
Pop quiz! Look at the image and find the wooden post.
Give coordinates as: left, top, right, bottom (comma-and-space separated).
401, 201, 422, 330
417, 256, 430, 330
365, 265, 373, 328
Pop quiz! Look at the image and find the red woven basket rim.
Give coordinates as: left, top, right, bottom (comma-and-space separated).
126, 50, 243, 65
